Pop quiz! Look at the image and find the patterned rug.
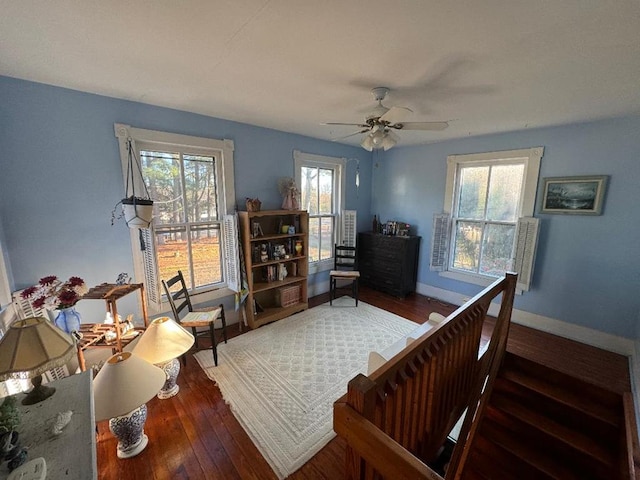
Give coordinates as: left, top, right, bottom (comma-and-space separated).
194, 297, 418, 479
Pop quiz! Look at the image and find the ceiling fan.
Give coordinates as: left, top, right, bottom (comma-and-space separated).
324, 87, 448, 151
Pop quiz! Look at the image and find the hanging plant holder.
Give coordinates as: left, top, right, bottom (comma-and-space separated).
112, 138, 154, 229
122, 197, 154, 228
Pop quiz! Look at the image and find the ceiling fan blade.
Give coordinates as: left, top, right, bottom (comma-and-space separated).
379, 106, 413, 124
393, 121, 449, 131
332, 129, 368, 141
322, 122, 368, 128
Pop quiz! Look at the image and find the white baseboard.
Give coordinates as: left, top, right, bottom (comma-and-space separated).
417, 282, 635, 356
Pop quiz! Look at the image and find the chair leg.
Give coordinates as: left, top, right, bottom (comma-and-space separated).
191, 327, 198, 349
210, 322, 218, 366
355, 279, 359, 307
219, 304, 228, 344
330, 278, 334, 305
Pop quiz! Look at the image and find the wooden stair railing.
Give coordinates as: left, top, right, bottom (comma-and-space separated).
333, 272, 518, 480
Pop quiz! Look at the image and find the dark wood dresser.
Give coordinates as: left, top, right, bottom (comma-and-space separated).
357, 232, 421, 297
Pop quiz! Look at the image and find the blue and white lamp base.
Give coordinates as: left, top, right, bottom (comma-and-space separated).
109, 404, 149, 459
157, 358, 181, 399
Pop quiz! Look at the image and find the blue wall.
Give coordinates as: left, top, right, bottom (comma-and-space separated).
0, 76, 370, 320
373, 116, 640, 338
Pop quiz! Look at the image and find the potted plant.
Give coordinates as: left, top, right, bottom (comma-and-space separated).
112, 138, 154, 229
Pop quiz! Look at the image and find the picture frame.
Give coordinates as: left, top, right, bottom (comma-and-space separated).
541, 175, 608, 215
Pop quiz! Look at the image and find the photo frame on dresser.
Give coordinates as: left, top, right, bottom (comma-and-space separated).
541, 175, 608, 215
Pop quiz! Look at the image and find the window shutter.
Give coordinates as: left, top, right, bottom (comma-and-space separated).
223, 214, 240, 293
342, 210, 357, 247
514, 217, 540, 292
139, 227, 162, 312
430, 213, 450, 271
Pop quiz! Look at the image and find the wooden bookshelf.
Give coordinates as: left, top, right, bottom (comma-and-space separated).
238, 210, 308, 329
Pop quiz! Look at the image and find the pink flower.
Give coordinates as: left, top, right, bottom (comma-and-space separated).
21, 286, 38, 299
39, 275, 58, 286
32, 296, 47, 309
68, 276, 84, 287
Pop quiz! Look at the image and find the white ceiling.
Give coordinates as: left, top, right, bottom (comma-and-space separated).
2, 1, 639, 147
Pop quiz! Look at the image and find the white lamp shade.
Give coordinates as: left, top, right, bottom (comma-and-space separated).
132, 316, 194, 365
93, 351, 166, 421
0, 317, 75, 381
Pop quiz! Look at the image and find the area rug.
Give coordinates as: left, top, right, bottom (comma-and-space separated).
194, 296, 418, 479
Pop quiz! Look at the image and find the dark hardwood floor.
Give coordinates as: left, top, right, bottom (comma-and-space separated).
96, 286, 631, 479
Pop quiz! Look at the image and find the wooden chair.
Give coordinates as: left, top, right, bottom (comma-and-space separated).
162, 271, 228, 366
329, 244, 360, 306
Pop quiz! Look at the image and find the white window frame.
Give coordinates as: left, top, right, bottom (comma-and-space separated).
440, 147, 543, 287
0, 241, 11, 310
115, 124, 236, 310
294, 150, 346, 275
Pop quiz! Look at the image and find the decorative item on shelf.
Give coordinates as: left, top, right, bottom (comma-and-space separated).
93, 352, 166, 459
0, 317, 76, 406
20, 275, 88, 334
111, 138, 154, 229
295, 240, 303, 256
115, 272, 131, 285
132, 317, 195, 400
278, 177, 300, 210
245, 197, 262, 212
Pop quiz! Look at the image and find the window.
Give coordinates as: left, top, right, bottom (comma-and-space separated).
115, 124, 237, 311
433, 147, 543, 289
294, 150, 345, 273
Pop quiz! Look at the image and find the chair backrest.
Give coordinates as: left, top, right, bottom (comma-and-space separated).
334, 244, 358, 271
161, 271, 193, 322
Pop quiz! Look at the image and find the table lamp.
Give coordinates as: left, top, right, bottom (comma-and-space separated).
0, 317, 75, 405
93, 351, 165, 458
132, 316, 194, 399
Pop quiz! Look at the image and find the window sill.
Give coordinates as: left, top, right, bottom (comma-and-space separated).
308, 259, 333, 275
438, 270, 496, 288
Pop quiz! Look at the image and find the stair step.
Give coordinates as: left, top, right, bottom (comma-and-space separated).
501, 361, 621, 428
493, 376, 619, 444
473, 414, 583, 479
484, 404, 614, 479
468, 434, 558, 480
503, 353, 621, 412
490, 393, 615, 466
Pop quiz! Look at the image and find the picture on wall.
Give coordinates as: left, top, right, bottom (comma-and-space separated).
541, 175, 608, 215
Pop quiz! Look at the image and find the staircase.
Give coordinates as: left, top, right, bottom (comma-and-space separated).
461, 352, 636, 479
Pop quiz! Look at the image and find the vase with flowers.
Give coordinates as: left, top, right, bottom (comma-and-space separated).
278, 177, 300, 210
21, 276, 88, 334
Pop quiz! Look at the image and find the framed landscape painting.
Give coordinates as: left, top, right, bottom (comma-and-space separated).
541, 175, 608, 215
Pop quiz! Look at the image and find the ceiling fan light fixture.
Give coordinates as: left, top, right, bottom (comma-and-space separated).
361, 134, 374, 151
382, 134, 397, 151
371, 130, 386, 147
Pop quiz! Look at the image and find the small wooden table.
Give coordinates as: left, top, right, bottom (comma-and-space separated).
76, 283, 149, 371
75, 323, 143, 371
